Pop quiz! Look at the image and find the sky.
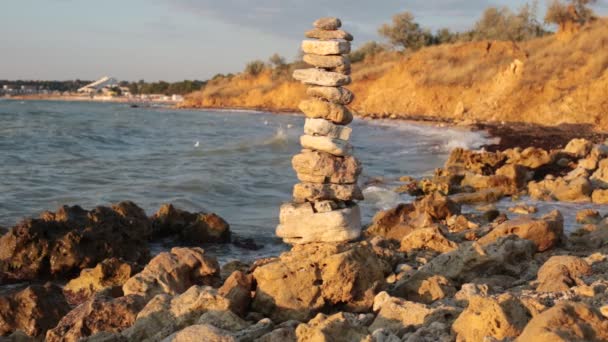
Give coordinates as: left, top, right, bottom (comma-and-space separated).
1, 0, 607, 82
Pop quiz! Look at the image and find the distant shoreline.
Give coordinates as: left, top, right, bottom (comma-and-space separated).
5, 94, 180, 105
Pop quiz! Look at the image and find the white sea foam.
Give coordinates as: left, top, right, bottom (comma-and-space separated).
362, 186, 404, 210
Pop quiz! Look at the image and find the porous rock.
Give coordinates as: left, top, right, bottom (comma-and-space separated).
293, 182, 363, 203
516, 302, 608, 342
292, 150, 361, 184
276, 203, 361, 244
304, 118, 352, 141
536, 255, 592, 292
305, 28, 353, 41
293, 69, 351, 87
313, 17, 342, 30
151, 204, 231, 243
122, 247, 220, 300
307, 86, 354, 105
252, 243, 389, 322
0, 283, 70, 338
295, 312, 370, 342
452, 294, 532, 342
299, 98, 353, 125
45, 295, 146, 342
477, 210, 564, 252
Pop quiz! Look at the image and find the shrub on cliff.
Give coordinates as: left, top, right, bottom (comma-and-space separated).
378, 11, 434, 51
244, 60, 266, 77
470, 2, 548, 41
545, 0, 597, 31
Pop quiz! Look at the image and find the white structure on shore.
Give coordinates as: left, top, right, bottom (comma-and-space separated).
78, 76, 119, 94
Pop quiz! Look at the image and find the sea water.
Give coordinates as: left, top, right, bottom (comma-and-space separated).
0, 100, 597, 262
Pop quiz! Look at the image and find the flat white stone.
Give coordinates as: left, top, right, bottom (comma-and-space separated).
276, 202, 361, 244
300, 135, 352, 156
304, 118, 352, 140
301, 40, 350, 56
293, 69, 351, 87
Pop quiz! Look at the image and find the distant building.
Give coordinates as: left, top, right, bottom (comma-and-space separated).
78, 76, 119, 94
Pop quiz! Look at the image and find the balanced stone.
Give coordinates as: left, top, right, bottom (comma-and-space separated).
292, 151, 361, 184
293, 69, 351, 87
299, 98, 353, 125
313, 200, 344, 213
303, 54, 350, 69
307, 86, 354, 105
293, 183, 363, 203
302, 40, 351, 56
300, 135, 352, 156
313, 17, 342, 30
304, 118, 352, 140
276, 203, 361, 244
305, 29, 353, 41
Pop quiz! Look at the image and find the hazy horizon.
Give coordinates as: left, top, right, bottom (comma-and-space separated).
2, 0, 607, 82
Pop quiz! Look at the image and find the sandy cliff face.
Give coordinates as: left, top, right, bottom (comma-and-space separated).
182, 19, 608, 130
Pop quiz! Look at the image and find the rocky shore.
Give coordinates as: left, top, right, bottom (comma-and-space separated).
0, 135, 607, 341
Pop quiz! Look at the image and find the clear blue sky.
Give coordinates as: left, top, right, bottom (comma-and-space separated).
1, 0, 606, 82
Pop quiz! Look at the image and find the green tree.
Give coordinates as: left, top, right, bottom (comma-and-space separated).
378, 12, 434, 51
244, 60, 266, 76
349, 41, 387, 63
545, 0, 596, 30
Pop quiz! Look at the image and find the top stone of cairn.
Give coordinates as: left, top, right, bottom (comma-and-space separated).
314, 17, 341, 30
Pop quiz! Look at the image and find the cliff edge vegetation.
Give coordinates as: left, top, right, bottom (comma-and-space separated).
181, 13, 608, 130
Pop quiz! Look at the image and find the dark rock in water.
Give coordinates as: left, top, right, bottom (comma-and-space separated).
0, 227, 6, 236
232, 236, 264, 251
445, 148, 506, 175
151, 204, 231, 244
0, 202, 151, 282
45, 294, 146, 342
0, 283, 70, 338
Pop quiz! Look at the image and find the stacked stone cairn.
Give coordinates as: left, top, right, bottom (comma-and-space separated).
277, 17, 363, 244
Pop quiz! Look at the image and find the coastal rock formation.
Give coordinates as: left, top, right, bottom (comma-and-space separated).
151, 204, 231, 243
536, 255, 592, 292
278, 17, 362, 244
122, 247, 220, 301
0, 202, 151, 282
64, 258, 139, 305
251, 242, 389, 322
45, 295, 146, 342
0, 283, 70, 338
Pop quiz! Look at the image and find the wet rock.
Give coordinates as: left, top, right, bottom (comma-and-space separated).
461, 173, 518, 195
252, 243, 389, 322
122, 247, 220, 300
293, 183, 362, 203
0, 202, 151, 281
508, 204, 538, 215
292, 150, 361, 184
293, 69, 351, 87
536, 256, 592, 293
450, 188, 505, 204
0, 283, 69, 338
45, 295, 146, 342
313, 17, 342, 30
122, 286, 233, 341
151, 204, 230, 243
590, 158, 608, 189
516, 302, 608, 342
366, 194, 460, 242
305, 28, 353, 41
298, 99, 353, 125
505, 147, 552, 169
576, 209, 602, 224
368, 292, 460, 334
452, 294, 532, 342
306, 86, 354, 105
592, 189, 608, 204
399, 227, 458, 254
218, 271, 253, 317
64, 258, 138, 305
418, 236, 536, 285
496, 163, 532, 189
392, 272, 456, 304
478, 210, 564, 252
564, 138, 593, 158
444, 148, 505, 175
295, 312, 370, 342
